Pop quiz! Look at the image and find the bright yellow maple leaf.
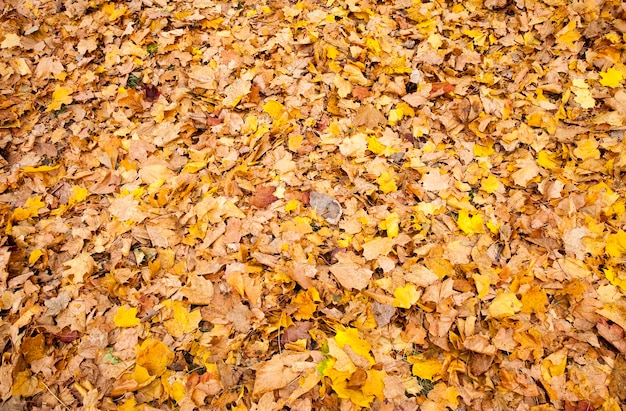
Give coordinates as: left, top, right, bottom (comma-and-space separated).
393, 283, 420, 308
606, 230, 626, 258
456, 209, 485, 235
474, 143, 494, 157
379, 212, 400, 238
330, 377, 373, 407
488, 291, 522, 318
47, 85, 74, 111
292, 288, 320, 320
334, 327, 375, 365
161, 372, 186, 402
573, 138, 600, 161
520, 286, 548, 315
599, 67, 623, 88
68, 186, 89, 207
114, 305, 140, 327
409, 357, 442, 380
366, 135, 398, 156
376, 171, 397, 194
362, 369, 386, 402
163, 300, 201, 338
536, 150, 559, 169
603, 267, 626, 292
262, 100, 285, 120
13, 196, 45, 221
541, 350, 567, 382
555, 21, 581, 51
480, 174, 500, 194
102, 2, 128, 21
136, 338, 174, 376
472, 273, 491, 299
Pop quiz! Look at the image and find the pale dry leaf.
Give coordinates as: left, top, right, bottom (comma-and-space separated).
62, 253, 96, 284
421, 170, 450, 191
309, 191, 342, 224
329, 262, 373, 290
181, 274, 214, 305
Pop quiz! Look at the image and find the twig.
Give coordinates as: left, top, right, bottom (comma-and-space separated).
41, 379, 70, 411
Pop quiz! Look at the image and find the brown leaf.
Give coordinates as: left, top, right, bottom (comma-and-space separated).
249, 185, 278, 208
609, 355, 626, 402
353, 105, 386, 129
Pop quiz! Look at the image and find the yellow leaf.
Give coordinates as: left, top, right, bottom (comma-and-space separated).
480, 174, 500, 194
376, 171, 397, 194
606, 230, 626, 257
409, 357, 442, 380
572, 79, 595, 109
526, 111, 557, 134
182, 160, 208, 174
102, 2, 128, 21
456, 209, 485, 235
599, 67, 623, 88
393, 283, 420, 308
132, 364, 153, 385
473, 143, 494, 157
573, 138, 600, 160
161, 372, 186, 402
12, 370, 43, 397
488, 291, 522, 318
379, 212, 400, 238
288, 134, 303, 151
118, 397, 138, 411
68, 186, 89, 207
292, 288, 320, 320
541, 350, 567, 382
114, 305, 140, 327
326, 44, 339, 59
263, 100, 285, 120
29, 249, 43, 264
163, 300, 202, 338
21, 164, 61, 173
366, 135, 397, 156
13, 196, 45, 221
555, 21, 581, 51
365, 37, 381, 56
136, 338, 174, 376
472, 273, 491, 299
604, 267, 626, 291
362, 369, 386, 401
520, 286, 547, 314
331, 377, 372, 407
47, 85, 74, 111
536, 150, 559, 170
334, 327, 375, 365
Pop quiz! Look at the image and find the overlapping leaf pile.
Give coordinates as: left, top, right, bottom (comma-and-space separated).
1, 0, 626, 409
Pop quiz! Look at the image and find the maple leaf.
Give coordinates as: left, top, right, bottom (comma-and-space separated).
114, 305, 140, 327
249, 185, 278, 208
47, 85, 73, 111
392, 284, 421, 309
488, 292, 522, 318
599, 67, 623, 88
136, 339, 174, 376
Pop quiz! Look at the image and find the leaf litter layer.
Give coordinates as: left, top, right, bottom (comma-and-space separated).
1, 0, 626, 410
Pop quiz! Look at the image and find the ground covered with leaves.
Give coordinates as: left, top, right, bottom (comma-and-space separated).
2, 0, 626, 409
